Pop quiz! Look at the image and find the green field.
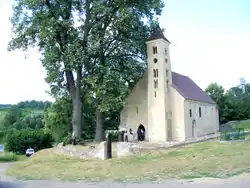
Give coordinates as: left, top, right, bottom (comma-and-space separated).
235, 121, 250, 129
0, 152, 25, 162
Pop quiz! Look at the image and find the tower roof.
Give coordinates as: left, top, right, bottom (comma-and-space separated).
147, 25, 171, 43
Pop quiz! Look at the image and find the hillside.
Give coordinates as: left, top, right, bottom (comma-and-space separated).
0, 106, 11, 127
0, 100, 52, 130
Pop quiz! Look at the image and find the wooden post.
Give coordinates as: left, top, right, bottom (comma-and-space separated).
106, 134, 112, 159
118, 131, 124, 142
73, 137, 76, 145
124, 131, 128, 142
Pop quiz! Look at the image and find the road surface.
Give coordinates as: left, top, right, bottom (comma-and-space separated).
1, 163, 250, 188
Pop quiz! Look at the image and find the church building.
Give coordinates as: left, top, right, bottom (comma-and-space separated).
119, 26, 220, 143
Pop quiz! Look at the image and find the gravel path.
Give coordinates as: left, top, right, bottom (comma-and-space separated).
1, 163, 250, 188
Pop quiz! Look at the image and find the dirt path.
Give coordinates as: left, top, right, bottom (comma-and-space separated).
1, 163, 250, 188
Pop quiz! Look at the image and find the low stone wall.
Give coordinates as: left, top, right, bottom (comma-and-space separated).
55, 131, 250, 159
116, 142, 141, 157
115, 132, 221, 157
55, 141, 107, 160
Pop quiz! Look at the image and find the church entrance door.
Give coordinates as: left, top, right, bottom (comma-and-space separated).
192, 119, 196, 137
137, 124, 146, 141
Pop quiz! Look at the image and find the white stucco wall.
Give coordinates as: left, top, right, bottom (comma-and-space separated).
184, 100, 220, 139
119, 74, 148, 141
146, 38, 171, 142
170, 87, 185, 141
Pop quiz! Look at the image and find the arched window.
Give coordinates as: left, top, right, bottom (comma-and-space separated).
153, 69, 158, 78
154, 79, 158, 88
166, 69, 169, 77
153, 46, 157, 54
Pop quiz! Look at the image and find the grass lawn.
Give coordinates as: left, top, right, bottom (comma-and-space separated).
5, 137, 250, 182
235, 121, 250, 130
0, 152, 25, 162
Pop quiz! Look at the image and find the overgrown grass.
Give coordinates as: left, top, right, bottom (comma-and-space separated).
6, 137, 250, 182
235, 121, 250, 130
0, 152, 25, 162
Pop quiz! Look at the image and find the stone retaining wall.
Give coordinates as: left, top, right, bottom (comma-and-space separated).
55, 141, 107, 160
55, 131, 250, 159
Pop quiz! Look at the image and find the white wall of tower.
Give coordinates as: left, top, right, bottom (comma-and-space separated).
146, 38, 172, 142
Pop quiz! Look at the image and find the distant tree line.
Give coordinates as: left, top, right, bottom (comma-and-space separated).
0, 100, 52, 131
205, 82, 250, 124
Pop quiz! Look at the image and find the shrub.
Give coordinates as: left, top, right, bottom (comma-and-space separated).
106, 131, 119, 142
0, 129, 16, 143
0, 152, 20, 162
0, 131, 4, 143
220, 132, 231, 141
62, 134, 72, 146
5, 129, 54, 154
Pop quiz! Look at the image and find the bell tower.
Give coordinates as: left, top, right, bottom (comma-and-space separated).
146, 25, 172, 142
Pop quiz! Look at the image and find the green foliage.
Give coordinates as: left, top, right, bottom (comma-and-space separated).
220, 129, 246, 141
44, 95, 98, 142
0, 100, 50, 131
44, 96, 73, 143
5, 129, 54, 154
0, 152, 22, 162
9, 0, 164, 140
0, 129, 16, 143
16, 100, 52, 110
206, 83, 250, 124
107, 131, 119, 142
235, 121, 250, 129
62, 134, 73, 146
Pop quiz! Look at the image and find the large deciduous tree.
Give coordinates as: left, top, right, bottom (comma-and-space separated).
8, 0, 164, 140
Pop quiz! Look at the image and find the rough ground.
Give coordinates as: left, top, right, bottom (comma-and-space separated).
1, 163, 250, 188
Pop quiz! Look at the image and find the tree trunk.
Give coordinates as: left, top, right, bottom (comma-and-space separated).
95, 105, 104, 142
66, 69, 82, 140
72, 94, 82, 139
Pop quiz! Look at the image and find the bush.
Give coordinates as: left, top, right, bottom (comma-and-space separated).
107, 131, 119, 142
0, 131, 4, 143
0, 152, 20, 162
62, 134, 72, 146
220, 132, 231, 141
5, 129, 54, 154
0, 129, 17, 143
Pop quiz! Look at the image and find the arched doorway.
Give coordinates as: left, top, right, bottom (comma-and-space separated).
137, 124, 146, 141
192, 119, 196, 137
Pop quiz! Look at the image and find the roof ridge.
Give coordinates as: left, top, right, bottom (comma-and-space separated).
172, 72, 216, 104
172, 71, 188, 78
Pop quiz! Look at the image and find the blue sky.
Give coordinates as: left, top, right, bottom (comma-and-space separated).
0, 0, 250, 104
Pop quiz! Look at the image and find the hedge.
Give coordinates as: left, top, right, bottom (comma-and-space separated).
5, 129, 54, 154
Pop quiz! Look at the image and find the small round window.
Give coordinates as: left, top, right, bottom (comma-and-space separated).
154, 58, 158, 63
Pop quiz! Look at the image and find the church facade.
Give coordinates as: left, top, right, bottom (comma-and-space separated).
119, 26, 220, 143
